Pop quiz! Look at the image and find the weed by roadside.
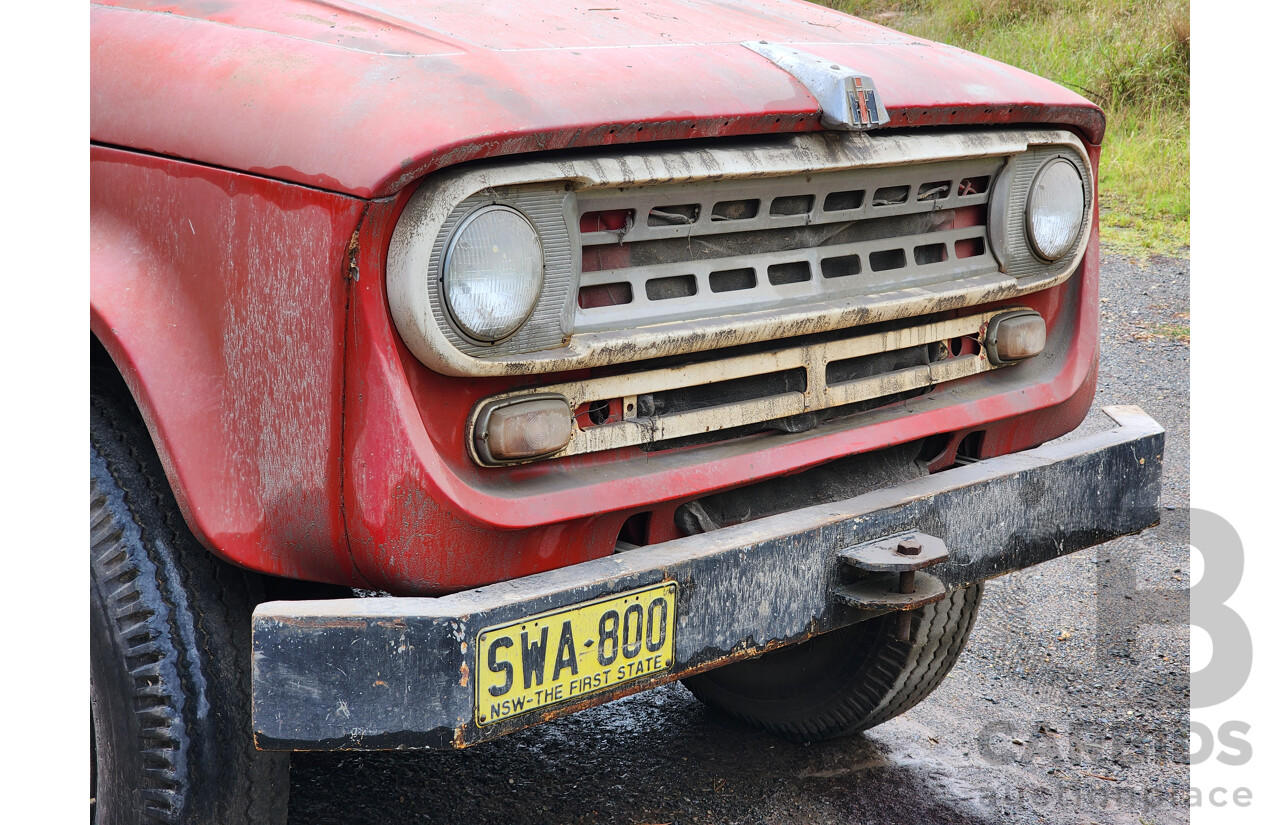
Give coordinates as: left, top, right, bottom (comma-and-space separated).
1134, 319, 1190, 343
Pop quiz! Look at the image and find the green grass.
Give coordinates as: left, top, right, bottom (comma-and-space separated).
818, 0, 1190, 257
1155, 323, 1191, 342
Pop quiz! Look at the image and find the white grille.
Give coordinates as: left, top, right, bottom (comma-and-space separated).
575, 157, 1003, 333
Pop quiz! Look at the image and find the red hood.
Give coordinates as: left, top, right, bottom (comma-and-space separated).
91, 0, 1102, 198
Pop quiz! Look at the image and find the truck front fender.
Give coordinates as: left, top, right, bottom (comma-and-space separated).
91, 146, 367, 584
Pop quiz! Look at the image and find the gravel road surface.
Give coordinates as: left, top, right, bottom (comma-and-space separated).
289, 253, 1191, 825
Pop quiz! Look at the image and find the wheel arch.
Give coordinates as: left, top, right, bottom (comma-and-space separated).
91, 300, 206, 552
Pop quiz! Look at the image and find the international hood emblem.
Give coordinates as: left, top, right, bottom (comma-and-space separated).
743, 41, 891, 131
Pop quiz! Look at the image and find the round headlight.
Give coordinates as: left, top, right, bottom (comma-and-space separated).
442, 205, 544, 343
1025, 158, 1086, 261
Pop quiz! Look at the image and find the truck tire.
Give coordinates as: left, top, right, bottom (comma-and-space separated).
682, 583, 983, 742
90, 383, 289, 824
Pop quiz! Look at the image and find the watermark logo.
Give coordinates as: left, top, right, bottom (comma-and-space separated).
964, 508, 1252, 815
1188, 510, 1251, 709
1095, 507, 1250, 708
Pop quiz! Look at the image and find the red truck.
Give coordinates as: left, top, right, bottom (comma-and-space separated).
90, 1, 1164, 822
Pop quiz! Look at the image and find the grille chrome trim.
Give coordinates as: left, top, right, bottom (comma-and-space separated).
574, 156, 1002, 333
576, 226, 995, 332
388, 129, 1091, 377
467, 309, 1020, 466
989, 145, 1093, 275
576, 158, 995, 247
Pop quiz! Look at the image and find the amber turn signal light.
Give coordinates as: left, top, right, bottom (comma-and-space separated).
985, 310, 1046, 365
473, 395, 573, 464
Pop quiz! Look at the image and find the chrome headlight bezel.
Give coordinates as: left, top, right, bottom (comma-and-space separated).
1024, 158, 1086, 262
387, 178, 579, 369
440, 204, 546, 345
989, 143, 1093, 278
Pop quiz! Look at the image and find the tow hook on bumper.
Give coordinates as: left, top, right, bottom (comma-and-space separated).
835, 532, 951, 641
253, 406, 1163, 751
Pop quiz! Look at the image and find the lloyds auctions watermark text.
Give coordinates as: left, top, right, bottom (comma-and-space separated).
970, 508, 1252, 813
973, 716, 1248, 813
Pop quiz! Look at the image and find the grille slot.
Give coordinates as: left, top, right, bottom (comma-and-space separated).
710, 268, 756, 293
824, 190, 865, 211
575, 157, 1002, 334
649, 204, 700, 226
645, 367, 808, 418
768, 261, 811, 286
646, 274, 697, 301
869, 249, 906, 272
822, 255, 861, 279
915, 243, 949, 266
872, 185, 910, 206
918, 181, 951, 201
771, 194, 814, 216
578, 282, 633, 309
712, 199, 760, 221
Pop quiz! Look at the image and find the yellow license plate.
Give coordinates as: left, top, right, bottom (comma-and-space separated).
475, 582, 678, 726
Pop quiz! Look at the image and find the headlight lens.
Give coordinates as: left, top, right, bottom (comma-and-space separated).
442, 206, 544, 342
1025, 158, 1085, 261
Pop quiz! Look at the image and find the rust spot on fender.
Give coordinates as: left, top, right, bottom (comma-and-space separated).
459, 660, 470, 687
346, 229, 360, 280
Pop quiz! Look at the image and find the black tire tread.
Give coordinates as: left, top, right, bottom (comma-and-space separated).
857, 583, 982, 731
684, 584, 983, 742
91, 379, 289, 825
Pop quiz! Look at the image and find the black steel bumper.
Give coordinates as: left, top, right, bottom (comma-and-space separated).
253, 406, 1163, 751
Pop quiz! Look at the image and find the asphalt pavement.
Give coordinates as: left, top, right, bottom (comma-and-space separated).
289, 252, 1191, 825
